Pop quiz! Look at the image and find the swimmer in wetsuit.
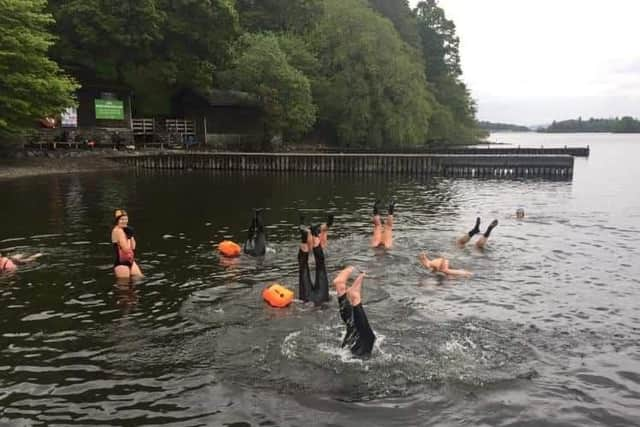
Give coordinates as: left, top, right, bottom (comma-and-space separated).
244, 208, 267, 256
419, 251, 472, 278
111, 209, 143, 279
456, 217, 499, 249
0, 252, 43, 273
333, 266, 376, 357
371, 199, 395, 249
298, 216, 329, 305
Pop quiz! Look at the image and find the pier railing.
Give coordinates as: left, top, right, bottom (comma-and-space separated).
112, 152, 574, 178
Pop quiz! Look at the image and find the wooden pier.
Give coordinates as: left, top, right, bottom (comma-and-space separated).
113, 152, 574, 178
324, 146, 590, 157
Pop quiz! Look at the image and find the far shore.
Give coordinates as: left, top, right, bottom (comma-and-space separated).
0, 152, 121, 180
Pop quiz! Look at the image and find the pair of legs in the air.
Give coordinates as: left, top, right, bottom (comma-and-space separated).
457, 217, 498, 249
371, 199, 395, 249
297, 214, 332, 304
244, 208, 267, 256
333, 266, 376, 357
419, 252, 472, 278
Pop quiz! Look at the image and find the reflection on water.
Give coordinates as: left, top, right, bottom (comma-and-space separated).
1, 134, 640, 426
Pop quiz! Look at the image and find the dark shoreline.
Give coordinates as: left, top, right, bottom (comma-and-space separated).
0, 151, 121, 180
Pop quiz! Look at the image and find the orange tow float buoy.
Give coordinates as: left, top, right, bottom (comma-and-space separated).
262, 283, 294, 308
218, 240, 241, 257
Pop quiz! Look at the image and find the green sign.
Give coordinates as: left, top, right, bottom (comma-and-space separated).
95, 99, 124, 120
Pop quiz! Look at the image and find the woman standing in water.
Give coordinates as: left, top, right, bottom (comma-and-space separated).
111, 209, 143, 279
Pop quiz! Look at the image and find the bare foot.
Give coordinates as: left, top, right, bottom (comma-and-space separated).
333, 266, 354, 296
419, 252, 429, 268
346, 272, 365, 306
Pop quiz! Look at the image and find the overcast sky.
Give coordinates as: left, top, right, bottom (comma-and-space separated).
409, 0, 640, 125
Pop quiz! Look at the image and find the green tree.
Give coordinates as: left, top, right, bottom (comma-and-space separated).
310, 0, 433, 148
0, 0, 78, 134
218, 33, 316, 145
415, 0, 482, 143
415, 0, 460, 79
235, 0, 323, 33
49, 0, 239, 113
367, 0, 421, 49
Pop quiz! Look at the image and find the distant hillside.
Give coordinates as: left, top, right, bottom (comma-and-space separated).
477, 121, 531, 132
539, 116, 640, 133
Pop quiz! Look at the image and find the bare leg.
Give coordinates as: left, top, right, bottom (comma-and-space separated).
418, 252, 431, 269
319, 213, 334, 249
346, 272, 365, 306
114, 265, 131, 279
382, 214, 393, 249
457, 217, 481, 246
371, 216, 383, 247
443, 267, 473, 278
370, 200, 383, 247
130, 261, 143, 277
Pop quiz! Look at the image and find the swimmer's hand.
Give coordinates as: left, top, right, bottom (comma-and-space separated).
124, 226, 135, 239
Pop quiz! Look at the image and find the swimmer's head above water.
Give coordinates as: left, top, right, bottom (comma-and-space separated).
516, 208, 525, 219
114, 209, 128, 226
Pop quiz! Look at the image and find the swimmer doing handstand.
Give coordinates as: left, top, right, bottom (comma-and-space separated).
333, 266, 376, 357
244, 208, 267, 256
371, 199, 395, 249
456, 217, 498, 249
298, 216, 330, 305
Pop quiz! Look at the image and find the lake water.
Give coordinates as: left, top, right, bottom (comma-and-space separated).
1, 132, 640, 426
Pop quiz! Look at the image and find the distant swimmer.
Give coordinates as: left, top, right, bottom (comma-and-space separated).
419, 251, 472, 278
333, 266, 376, 357
371, 199, 395, 249
0, 252, 42, 273
515, 208, 525, 219
243, 208, 267, 257
298, 215, 329, 305
111, 209, 143, 279
456, 217, 498, 249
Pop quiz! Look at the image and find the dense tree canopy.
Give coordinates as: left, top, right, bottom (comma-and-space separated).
218, 33, 316, 144
1, 0, 488, 145
478, 121, 531, 132
310, 0, 433, 147
48, 0, 239, 113
235, 0, 323, 33
415, 0, 483, 143
541, 117, 640, 133
0, 0, 78, 134
367, 0, 421, 49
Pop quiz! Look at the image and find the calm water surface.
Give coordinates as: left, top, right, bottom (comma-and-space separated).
1, 133, 640, 426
